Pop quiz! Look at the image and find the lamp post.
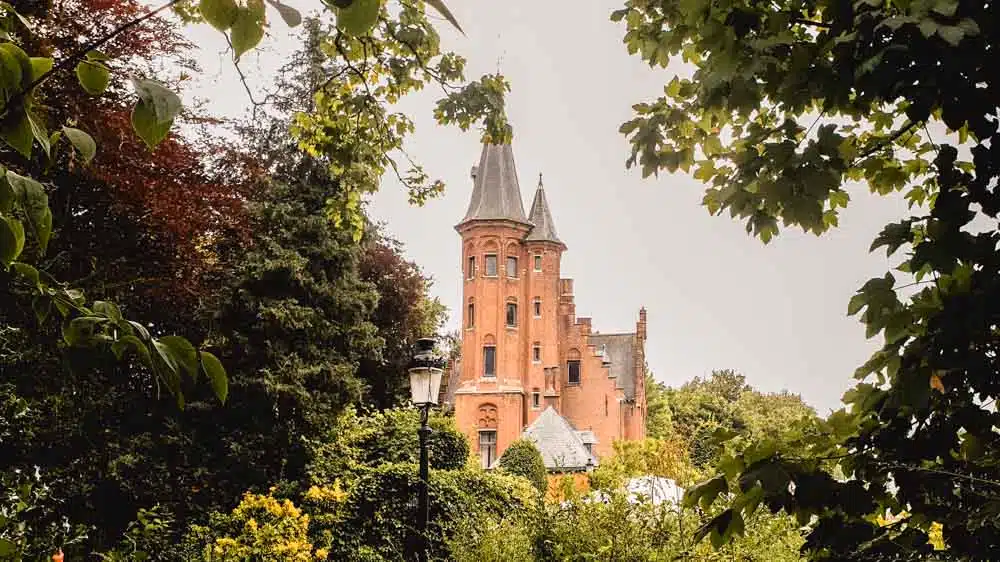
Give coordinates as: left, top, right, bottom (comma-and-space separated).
407, 337, 445, 562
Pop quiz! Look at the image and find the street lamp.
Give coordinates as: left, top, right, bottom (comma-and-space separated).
407, 337, 445, 562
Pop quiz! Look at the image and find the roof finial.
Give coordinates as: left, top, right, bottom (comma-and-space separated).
538, 172, 543, 186
495, 33, 505, 74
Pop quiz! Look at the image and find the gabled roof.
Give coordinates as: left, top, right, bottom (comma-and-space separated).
525, 175, 562, 245
458, 142, 531, 227
588, 333, 638, 399
523, 406, 595, 471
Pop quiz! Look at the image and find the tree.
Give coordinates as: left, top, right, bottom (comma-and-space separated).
498, 439, 548, 494
616, 0, 1000, 558
644, 370, 673, 439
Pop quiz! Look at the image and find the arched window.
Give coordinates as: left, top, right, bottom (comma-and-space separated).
567, 348, 581, 385
505, 299, 518, 328
482, 334, 496, 377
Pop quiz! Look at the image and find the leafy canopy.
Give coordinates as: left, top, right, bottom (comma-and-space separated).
615, 0, 1000, 558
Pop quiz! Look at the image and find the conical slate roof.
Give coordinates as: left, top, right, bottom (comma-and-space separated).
459, 142, 531, 226
525, 175, 562, 244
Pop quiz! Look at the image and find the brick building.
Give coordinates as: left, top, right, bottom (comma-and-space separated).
447, 138, 648, 471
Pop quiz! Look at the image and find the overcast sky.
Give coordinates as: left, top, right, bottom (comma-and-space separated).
181, 0, 914, 414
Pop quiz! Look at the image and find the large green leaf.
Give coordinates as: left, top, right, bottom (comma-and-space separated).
0, 44, 23, 90
0, 215, 24, 268
0, 172, 12, 213
266, 0, 301, 27
75, 60, 110, 95
231, 0, 266, 60
26, 110, 48, 156
62, 126, 97, 163
62, 316, 108, 346
130, 78, 182, 124
158, 335, 199, 381
28, 56, 52, 83
0, 42, 30, 88
425, 0, 463, 33
1, 107, 33, 158
199, 0, 238, 30
112, 334, 153, 368
200, 350, 228, 404
336, 0, 379, 36
131, 99, 172, 149
6, 170, 51, 254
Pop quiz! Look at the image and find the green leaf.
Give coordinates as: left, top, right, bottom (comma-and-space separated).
75, 60, 110, 95
0, 173, 12, 214
0, 215, 24, 268
6, 170, 52, 254
131, 99, 172, 149
684, 474, 728, 510
84, 50, 111, 62
28, 56, 52, 82
130, 77, 182, 124
112, 335, 152, 368
230, 0, 266, 60
0, 44, 23, 90
266, 0, 301, 26
1, 106, 34, 158
61, 126, 97, 163
12, 261, 40, 288
200, 351, 228, 404
26, 110, 49, 157
158, 335, 199, 381
62, 316, 107, 346
847, 293, 866, 316
128, 320, 151, 341
32, 295, 50, 324
0, 538, 17, 557
336, 0, 379, 36
425, 0, 463, 34
199, 0, 239, 30
92, 300, 122, 322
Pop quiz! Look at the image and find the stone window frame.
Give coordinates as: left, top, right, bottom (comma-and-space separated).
532, 342, 541, 364
567, 348, 581, 385
482, 334, 496, 377
466, 298, 475, 329
531, 389, 541, 409
533, 254, 543, 272
484, 253, 498, 277
505, 298, 518, 329
532, 297, 542, 318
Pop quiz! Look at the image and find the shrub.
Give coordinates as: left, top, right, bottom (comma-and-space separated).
497, 439, 547, 493
307, 407, 469, 486
183, 492, 321, 561
317, 464, 537, 560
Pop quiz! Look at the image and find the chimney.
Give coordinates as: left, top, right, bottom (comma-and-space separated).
638, 307, 647, 341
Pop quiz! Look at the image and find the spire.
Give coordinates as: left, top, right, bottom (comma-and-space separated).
459, 141, 531, 226
525, 173, 562, 244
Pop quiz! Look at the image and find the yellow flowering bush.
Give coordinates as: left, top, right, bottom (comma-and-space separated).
199, 492, 322, 561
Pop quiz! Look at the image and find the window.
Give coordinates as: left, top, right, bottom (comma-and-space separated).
534, 255, 542, 271
567, 360, 581, 385
533, 298, 541, 318
467, 300, 475, 328
479, 430, 498, 468
467, 256, 476, 279
506, 302, 517, 327
532, 391, 540, 409
485, 254, 498, 276
506, 256, 518, 278
483, 345, 496, 377
584, 443, 592, 457
532, 343, 541, 363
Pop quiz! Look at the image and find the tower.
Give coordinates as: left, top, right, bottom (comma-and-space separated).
453, 140, 565, 468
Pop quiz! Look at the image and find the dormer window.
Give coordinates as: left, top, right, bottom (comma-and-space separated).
506, 256, 518, 278
485, 254, 498, 277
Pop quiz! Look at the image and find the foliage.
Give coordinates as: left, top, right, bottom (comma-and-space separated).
96, 506, 177, 562
184, 493, 321, 561
664, 370, 815, 467
0, 467, 89, 561
616, 0, 1000, 556
307, 407, 470, 486
590, 437, 697, 492
357, 224, 448, 409
448, 514, 536, 562
497, 438, 548, 494
644, 370, 673, 440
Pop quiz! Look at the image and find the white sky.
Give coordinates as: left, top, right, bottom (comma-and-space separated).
178, 0, 914, 414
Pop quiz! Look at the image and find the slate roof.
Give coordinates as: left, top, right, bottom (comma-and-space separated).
459, 142, 531, 226
523, 406, 595, 471
588, 333, 638, 400
524, 176, 562, 244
